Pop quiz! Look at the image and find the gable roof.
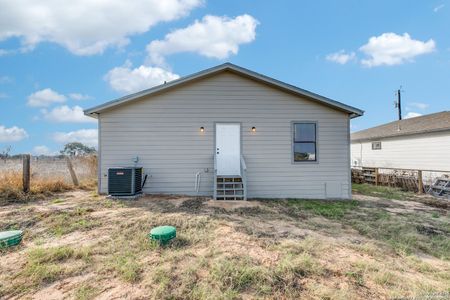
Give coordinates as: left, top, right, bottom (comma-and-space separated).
85, 63, 364, 118
351, 111, 450, 141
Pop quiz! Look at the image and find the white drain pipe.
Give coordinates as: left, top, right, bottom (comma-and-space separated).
195, 168, 209, 195
195, 171, 202, 195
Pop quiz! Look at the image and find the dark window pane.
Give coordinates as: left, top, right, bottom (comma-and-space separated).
372, 141, 381, 150
294, 142, 316, 161
294, 123, 316, 142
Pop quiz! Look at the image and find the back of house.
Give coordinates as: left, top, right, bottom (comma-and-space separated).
351, 111, 450, 171
85, 63, 362, 199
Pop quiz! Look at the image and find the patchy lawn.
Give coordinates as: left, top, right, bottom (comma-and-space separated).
0, 185, 449, 299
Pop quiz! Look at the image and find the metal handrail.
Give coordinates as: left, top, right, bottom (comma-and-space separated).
240, 155, 247, 172
240, 155, 247, 200
213, 154, 217, 200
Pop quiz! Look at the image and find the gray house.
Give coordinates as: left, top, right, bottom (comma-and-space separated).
85, 63, 363, 200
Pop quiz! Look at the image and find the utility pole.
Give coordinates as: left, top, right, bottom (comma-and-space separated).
394, 88, 402, 120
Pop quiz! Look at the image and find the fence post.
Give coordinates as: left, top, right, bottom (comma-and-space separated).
66, 156, 79, 186
375, 168, 379, 186
23, 154, 30, 193
417, 170, 423, 194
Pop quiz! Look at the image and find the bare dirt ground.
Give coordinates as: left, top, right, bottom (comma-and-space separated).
0, 188, 449, 299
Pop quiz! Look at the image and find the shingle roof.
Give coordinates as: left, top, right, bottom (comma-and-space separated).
351, 111, 450, 141
85, 63, 363, 118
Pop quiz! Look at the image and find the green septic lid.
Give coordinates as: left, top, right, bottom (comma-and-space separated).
0, 230, 23, 241
149, 226, 176, 242
0, 230, 23, 248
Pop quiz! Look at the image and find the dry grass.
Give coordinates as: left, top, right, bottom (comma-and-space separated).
0, 171, 96, 205
0, 187, 449, 299
0, 155, 97, 205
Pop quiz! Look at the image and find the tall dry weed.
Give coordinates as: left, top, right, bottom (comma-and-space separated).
0, 171, 74, 205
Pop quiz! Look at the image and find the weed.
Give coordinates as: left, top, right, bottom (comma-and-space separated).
151, 267, 172, 296
0, 171, 74, 205
22, 263, 64, 286
352, 183, 413, 200
276, 253, 322, 277
432, 212, 440, 218
28, 246, 75, 264
74, 283, 98, 300
18, 246, 76, 288
269, 253, 319, 296
211, 256, 264, 292
109, 252, 141, 283
210, 253, 321, 297
374, 271, 397, 286
286, 199, 358, 219
405, 256, 434, 273
347, 210, 450, 259
345, 270, 365, 286
43, 209, 99, 236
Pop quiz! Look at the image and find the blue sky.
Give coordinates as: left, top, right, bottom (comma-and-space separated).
0, 0, 449, 155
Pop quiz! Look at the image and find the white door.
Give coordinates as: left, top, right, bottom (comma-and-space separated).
216, 123, 241, 176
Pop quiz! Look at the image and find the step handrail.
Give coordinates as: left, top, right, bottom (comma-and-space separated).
240, 155, 247, 172
213, 154, 217, 200
240, 155, 247, 200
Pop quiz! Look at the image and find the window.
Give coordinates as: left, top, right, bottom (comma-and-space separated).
293, 123, 317, 162
372, 141, 382, 150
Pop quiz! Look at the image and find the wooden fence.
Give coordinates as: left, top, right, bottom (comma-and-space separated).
351, 166, 450, 194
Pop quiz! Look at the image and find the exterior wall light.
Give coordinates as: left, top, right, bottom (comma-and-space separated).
200, 127, 204, 132
251, 127, 256, 132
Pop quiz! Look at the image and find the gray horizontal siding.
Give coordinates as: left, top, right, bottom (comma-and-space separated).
99, 71, 351, 199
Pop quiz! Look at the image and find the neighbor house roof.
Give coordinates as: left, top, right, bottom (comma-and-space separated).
351, 111, 450, 141
85, 63, 364, 118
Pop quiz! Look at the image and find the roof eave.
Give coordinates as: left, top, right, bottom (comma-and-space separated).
351, 127, 450, 142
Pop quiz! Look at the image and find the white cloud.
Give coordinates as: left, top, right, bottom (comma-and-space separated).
27, 88, 66, 107
41, 105, 96, 123
326, 50, 356, 64
405, 112, 423, 119
33, 145, 57, 156
0, 0, 202, 55
407, 102, 429, 110
0, 76, 13, 84
0, 49, 14, 56
69, 93, 92, 101
434, 4, 445, 12
360, 33, 435, 67
105, 62, 180, 94
147, 14, 259, 65
0, 125, 28, 142
53, 129, 98, 147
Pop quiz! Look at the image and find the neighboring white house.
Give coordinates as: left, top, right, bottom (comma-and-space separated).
85, 63, 363, 200
351, 111, 450, 171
